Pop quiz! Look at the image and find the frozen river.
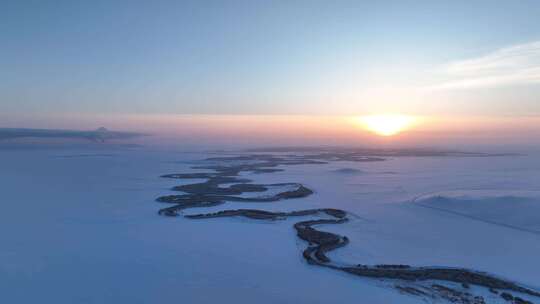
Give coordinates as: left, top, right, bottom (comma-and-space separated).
1, 145, 539, 303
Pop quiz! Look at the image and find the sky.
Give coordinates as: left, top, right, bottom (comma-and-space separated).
2, 0, 540, 145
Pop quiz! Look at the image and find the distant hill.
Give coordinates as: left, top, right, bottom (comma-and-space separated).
0, 127, 145, 142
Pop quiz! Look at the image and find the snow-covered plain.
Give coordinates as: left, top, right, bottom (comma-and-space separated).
1, 145, 540, 303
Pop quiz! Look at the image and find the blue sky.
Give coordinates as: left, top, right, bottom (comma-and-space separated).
2, 0, 540, 120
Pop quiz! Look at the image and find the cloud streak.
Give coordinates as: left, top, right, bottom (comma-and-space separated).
430, 41, 540, 90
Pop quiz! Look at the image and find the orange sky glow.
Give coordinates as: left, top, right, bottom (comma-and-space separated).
5, 113, 539, 148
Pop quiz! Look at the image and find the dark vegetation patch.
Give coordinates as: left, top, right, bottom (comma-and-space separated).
333, 168, 364, 174
155, 152, 539, 303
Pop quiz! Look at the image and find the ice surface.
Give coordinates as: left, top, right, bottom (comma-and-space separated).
414, 190, 540, 233
1, 146, 540, 303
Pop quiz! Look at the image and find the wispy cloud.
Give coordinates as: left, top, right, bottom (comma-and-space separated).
430, 41, 540, 90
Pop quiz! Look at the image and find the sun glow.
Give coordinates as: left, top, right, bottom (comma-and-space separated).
359, 114, 416, 136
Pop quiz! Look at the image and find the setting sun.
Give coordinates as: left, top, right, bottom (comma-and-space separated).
359, 114, 416, 136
